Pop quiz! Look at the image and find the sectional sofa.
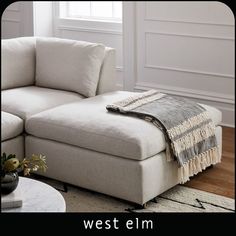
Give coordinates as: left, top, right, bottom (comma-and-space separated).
1, 37, 222, 205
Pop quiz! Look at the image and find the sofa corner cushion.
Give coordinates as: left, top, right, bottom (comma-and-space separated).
1, 86, 84, 120
1, 37, 36, 90
1, 111, 23, 141
35, 37, 105, 97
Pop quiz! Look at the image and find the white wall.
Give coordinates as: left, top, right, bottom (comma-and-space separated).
1, 1, 34, 39
123, 1, 235, 127
1, 1, 53, 38
33, 2, 53, 37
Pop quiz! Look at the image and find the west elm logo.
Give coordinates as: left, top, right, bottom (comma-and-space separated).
83, 217, 153, 230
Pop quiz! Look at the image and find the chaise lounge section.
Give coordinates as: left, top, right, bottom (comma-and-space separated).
1, 37, 223, 205
25, 91, 222, 204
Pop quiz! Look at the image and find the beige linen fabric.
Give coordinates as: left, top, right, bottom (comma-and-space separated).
35, 37, 105, 97
25, 127, 221, 204
1, 37, 35, 90
1, 112, 23, 141
2, 86, 84, 120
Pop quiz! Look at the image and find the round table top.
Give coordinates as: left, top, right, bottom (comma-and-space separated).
2, 177, 66, 212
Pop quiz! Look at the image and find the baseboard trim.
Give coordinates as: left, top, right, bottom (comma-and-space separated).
220, 123, 235, 128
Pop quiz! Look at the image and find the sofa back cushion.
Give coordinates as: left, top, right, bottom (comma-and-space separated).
35, 37, 105, 97
1, 37, 36, 90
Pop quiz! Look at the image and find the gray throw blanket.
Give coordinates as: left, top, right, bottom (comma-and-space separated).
106, 90, 220, 183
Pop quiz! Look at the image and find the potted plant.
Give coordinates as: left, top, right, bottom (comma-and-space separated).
1, 153, 47, 194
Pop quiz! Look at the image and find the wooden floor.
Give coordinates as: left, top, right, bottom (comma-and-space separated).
184, 127, 235, 199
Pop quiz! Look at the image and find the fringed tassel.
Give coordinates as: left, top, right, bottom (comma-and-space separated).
167, 111, 210, 139
178, 146, 221, 184
171, 122, 216, 153
106, 90, 165, 112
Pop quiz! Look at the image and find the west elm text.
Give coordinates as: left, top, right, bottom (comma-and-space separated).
83, 218, 154, 230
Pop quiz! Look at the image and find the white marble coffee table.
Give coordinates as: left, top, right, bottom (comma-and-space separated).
2, 177, 66, 212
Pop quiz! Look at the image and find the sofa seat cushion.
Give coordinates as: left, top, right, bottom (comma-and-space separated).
1, 112, 23, 141
25, 91, 222, 161
2, 86, 84, 120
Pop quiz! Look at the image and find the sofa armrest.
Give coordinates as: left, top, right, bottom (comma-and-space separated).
96, 47, 116, 95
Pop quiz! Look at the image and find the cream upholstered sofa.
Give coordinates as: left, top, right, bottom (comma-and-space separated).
1, 37, 222, 205
1, 36, 115, 152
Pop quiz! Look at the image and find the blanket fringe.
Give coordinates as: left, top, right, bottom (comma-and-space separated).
167, 111, 210, 139
107, 90, 165, 112
171, 122, 215, 154
178, 146, 221, 184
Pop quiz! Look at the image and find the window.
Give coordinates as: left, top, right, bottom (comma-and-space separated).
60, 1, 122, 22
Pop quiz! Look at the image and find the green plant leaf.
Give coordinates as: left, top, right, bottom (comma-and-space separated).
6, 154, 16, 160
